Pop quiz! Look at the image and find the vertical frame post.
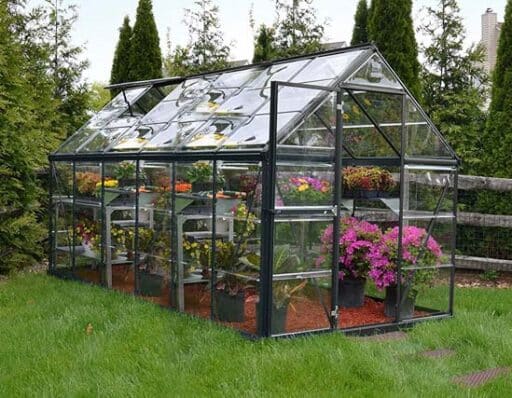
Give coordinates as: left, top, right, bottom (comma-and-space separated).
48, 162, 55, 272
134, 159, 141, 294
100, 161, 106, 286
396, 94, 407, 322
259, 81, 279, 337
331, 90, 344, 329
449, 168, 458, 315
210, 160, 218, 320
71, 161, 77, 274
170, 161, 177, 308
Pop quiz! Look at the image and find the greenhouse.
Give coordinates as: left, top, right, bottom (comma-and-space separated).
49, 44, 458, 338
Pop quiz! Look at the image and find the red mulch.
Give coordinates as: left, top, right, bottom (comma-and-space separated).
74, 266, 428, 335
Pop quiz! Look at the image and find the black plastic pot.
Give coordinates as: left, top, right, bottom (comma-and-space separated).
342, 190, 395, 199
138, 271, 163, 297
256, 302, 289, 335
384, 285, 416, 319
192, 181, 212, 192
338, 277, 366, 308
215, 290, 245, 322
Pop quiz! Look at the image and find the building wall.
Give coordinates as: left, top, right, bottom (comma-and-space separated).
481, 8, 502, 74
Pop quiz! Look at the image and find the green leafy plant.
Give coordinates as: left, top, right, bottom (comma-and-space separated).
186, 161, 224, 185
114, 161, 136, 181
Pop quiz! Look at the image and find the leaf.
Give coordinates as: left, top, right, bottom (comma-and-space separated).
85, 323, 93, 335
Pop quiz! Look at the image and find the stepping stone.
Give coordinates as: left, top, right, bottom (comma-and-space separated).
420, 348, 455, 358
453, 367, 510, 388
358, 331, 408, 342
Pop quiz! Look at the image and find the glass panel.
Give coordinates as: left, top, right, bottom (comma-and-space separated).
214, 89, 268, 116
257, 86, 324, 115
57, 123, 98, 154
403, 167, 455, 220
274, 217, 333, 272
112, 123, 167, 151
145, 121, 206, 150
397, 219, 453, 320
405, 98, 453, 158
182, 116, 250, 150
79, 127, 129, 153
342, 94, 399, 157
165, 77, 218, 105
291, 51, 363, 84
189, 88, 237, 114
224, 112, 298, 149
275, 163, 333, 208
214, 67, 264, 88
271, 275, 332, 335
72, 162, 104, 286
248, 60, 309, 89
51, 162, 73, 274
141, 100, 180, 124
105, 116, 140, 129
136, 162, 173, 305
133, 87, 165, 115
75, 162, 102, 203
346, 53, 402, 89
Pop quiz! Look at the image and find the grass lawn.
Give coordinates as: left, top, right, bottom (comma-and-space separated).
1, 274, 511, 397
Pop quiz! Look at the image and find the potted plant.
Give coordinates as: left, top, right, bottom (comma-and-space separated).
279, 176, 331, 206
249, 245, 307, 334
114, 161, 137, 187
342, 166, 396, 199
214, 203, 258, 322
76, 171, 101, 198
316, 217, 382, 308
186, 161, 225, 192
368, 226, 443, 319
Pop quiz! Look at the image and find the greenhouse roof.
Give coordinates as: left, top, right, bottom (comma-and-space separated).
54, 44, 457, 161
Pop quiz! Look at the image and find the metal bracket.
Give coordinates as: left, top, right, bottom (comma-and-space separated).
330, 306, 339, 319
336, 102, 344, 111
331, 205, 338, 216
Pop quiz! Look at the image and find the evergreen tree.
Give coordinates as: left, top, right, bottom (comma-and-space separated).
129, 0, 162, 81
351, 0, 369, 45
0, 2, 56, 273
483, 0, 512, 177
253, 24, 276, 62
420, 0, 488, 174
274, 0, 324, 58
368, 0, 421, 98
184, 0, 230, 74
46, 0, 90, 136
110, 16, 132, 94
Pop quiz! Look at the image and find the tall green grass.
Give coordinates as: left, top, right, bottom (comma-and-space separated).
1, 274, 511, 397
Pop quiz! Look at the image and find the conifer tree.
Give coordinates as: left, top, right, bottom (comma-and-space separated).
368, 0, 421, 98
420, 0, 488, 174
351, 0, 369, 45
274, 0, 324, 58
483, 0, 512, 177
253, 24, 276, 62
129, 0, 162, 81
184, 0, 230, 74
110, 16, 132, 93
0, 2, 55, 273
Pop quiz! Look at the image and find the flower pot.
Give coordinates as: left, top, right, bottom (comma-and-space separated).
256, 302, 288, 335
338, 277, 366, 308
215, 290, 245, 322
342, 190, 394, 199
384, 285, 416, 319
192, 181, 212, 192
138, 271, 164, 297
